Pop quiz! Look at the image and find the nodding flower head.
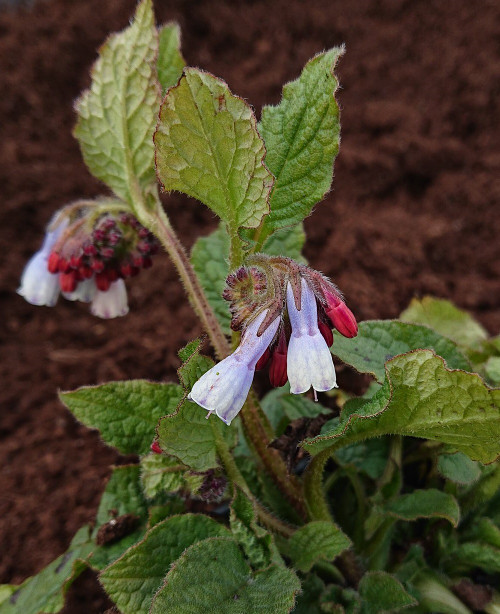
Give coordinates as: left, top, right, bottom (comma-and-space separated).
18, 203, 159, 319
188, 309, 280, 425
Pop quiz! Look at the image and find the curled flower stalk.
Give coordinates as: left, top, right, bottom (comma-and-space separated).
18, 203, 160, 319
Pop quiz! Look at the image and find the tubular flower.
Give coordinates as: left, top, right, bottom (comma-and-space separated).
18, 204, 159, 319
286, 279, 337, 395
188, 309, 280, 425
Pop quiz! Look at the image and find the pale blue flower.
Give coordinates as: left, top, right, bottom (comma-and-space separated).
188, 309, 280, 425
90, 279, 129, 319
286, 278, 337, 395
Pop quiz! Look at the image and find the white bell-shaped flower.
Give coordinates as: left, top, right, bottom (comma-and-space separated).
62, 278, 97, 303
188, 309, 280, 425
17, 221, 68, 307
286, 278, 337, 395
90, 279, 129, 319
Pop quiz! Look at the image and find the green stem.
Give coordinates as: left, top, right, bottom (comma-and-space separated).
303, 448, 334, 521
211, 421, 294, 537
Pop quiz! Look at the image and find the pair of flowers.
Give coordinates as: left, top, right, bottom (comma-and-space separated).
189, 268, 357, 425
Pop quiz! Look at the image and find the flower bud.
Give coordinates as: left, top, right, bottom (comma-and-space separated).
269, 328, 288, 387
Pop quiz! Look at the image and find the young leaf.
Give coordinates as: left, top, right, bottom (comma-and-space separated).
437, 451, 481, 485
100, 514, 229, 614
400, 296, 488, 349
155, 68, 274, 236
0, 526, 93, 614
157, 400, 236, 471
190, 223, 306, 336
177, 337, 215, 391
60, 381, 183, 455
150, 537, 300, 613
286, 521, 351, 572
90, 465, 148, 570
379, 489, 460, 527
257, 48, 343, 239
74, 0, 160, 208
140, 452, 187, 499
157, 22, 185, 92
331, 320, 471, 383
451, 542, 500, 574
303, 350, 500, 463
358, 571, 416, 612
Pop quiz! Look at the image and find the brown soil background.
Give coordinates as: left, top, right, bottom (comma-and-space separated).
1, 0, 499, 611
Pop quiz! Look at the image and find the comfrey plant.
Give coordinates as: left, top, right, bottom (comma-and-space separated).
5, 2, 500, 613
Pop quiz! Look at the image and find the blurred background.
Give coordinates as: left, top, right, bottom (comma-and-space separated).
1, 0, 498, 610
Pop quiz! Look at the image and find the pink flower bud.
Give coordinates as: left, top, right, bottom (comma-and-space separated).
318, 320, 334, 347
269, 329, 288, 388
59, 271, 77, 293
47, 252, 60, 274
150, 441, 162, 454
95, 272, 111, 292
255, 348, 270, 371
325, 300, 358, 338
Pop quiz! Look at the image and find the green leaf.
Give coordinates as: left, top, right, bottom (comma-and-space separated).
100, 514, 229, 614
60, 381, 183, 455
437, 451, 481, 485
74, 0, 160, 208
286, 521, 351, 572
150, 537, 300, 613
261, 223, 306, 261
358, 571, 416, 613
379, 489, 460, 527
155, 68, 273, 236
336, 439, 389, 480
0, 526, 94, 614
474, 518, 500, 549
157, 399, 236, 471
485, 356, 500, 385
281, 395, 329, 421
451, 542, 500, 574
140, 453, 186, 498
303, 350, 500, 463
293, 575, 325, 614
157, 22, 185, 92
90, 465, 148, 570
177, 338, 215, 391
257, 48, 343, 238
148, 498, 185, 527
331, 320, 471, 384
400, 296, 488, 349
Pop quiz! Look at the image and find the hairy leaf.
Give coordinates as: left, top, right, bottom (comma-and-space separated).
100, 514, 229, 614
257, 48, 343, 239
437, 451, 481, 485
335, 438, 390, 480
0, 527, 93, 614
140, 453, 186, 498
157, 22, 185, 92
60, 381, 183, 455
400, 296, 488, 349
150, 537, 300, 613
452, 542, 500, 574
303, 350, 500, 463
358, 571, 416, 612
379, 489, 460, 527
177, 337, 214, 391
74, 0, 160, 207
287, 521, 351, 572
155, 68, 273, 236
331, 320, 471, 383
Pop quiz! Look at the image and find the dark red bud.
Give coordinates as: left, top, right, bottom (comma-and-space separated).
108, 232, 121, 246
150, 441, 162, 454
79, 265, 93, 279
138, 227, 149, 239
133, 255, 143, 268
83, 243, 97, 256
59, 271, 77, 293
107, 268, 119, 282
318, 320, 334, 347
47, 252, 60, 274
58, 258, 71, 273
93, 229, 105, 242
91, 259, 105, 273
95, 272, 111, 292
100, 247, 114, 260
269, 330, 288, 387
255, 348, 271, 371
69, 255, 81, 269
137, 241, 150, 254
142, 256, 152, 269
120, 263, 133, 277
326, 303, 358, 338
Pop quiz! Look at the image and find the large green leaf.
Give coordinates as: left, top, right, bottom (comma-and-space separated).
379, 489, 460, 527
437, 451, 481, 485
256, 48, 343, 240
400, 296, 488, 349
303, 350, 500, 463
60, 381, 183, 455
150, 537, 300, 613
358, 571, 416, 613
90, 465, 148, 570
74, 0, 160, 207
191, 223, 305, 335
0, 527, 93, 614
155, 68, 273, 235
157, 22, 185, 92
331, 320, 471, 383
140, 453, 186, 499
100, 514, 229, 614
286, 521, 351, 572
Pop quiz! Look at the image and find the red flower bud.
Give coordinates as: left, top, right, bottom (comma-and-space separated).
107, 268, 119, 282
95, 272, 111, 292
91, 259, 105, 273
318, 320, 334, 347
326, 302, 358, 338
47, 252, 60, 273
255, 348, 270, 371
150, 441, 162, 454
59, 270, 77, 293
269, 329, 288, 387
79, 265, 93, 279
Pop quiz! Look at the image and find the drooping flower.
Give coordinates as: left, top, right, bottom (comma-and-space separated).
188, 309, 280, 425
286, 278, 337, 396
18, 204, 159, 319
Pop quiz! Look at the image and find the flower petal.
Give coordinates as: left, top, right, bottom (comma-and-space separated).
63, 278, 97, 303
90, 279, 129, 319
17, 251, 60, 307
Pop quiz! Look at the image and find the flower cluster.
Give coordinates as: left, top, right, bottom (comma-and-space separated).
189, 257, 357, 424
18, 204, 159, 318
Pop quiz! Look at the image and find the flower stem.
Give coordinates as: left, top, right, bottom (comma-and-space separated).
145, 203, 230, 360
303, 447, 334, 521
